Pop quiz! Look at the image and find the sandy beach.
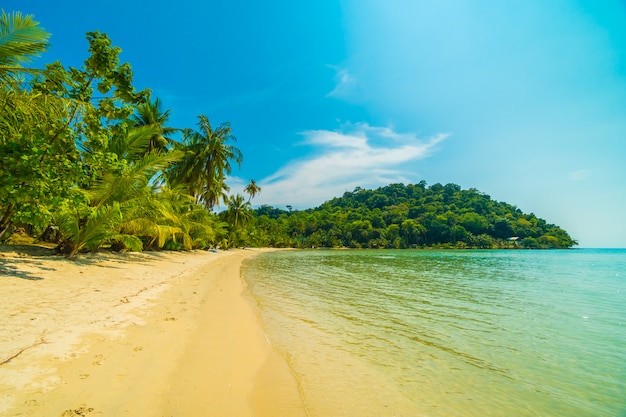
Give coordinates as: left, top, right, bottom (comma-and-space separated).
0, 247, 307, 417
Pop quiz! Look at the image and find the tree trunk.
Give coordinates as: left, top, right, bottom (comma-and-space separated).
0, 203, 16, 242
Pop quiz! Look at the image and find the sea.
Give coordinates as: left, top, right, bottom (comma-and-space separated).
242, 249, 626, 417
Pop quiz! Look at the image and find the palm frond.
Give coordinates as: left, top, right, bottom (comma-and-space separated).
55, 203, 122, 257
0, 10, 50, 67
109, 125, 158, 160
109, 233, 143, 252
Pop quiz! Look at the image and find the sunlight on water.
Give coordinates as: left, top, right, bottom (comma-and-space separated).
243, 249, 626, 417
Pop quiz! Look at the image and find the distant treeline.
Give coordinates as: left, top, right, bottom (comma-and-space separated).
247, 182, 577, 249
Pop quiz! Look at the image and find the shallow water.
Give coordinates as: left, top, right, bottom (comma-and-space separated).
243, 249, 626, 417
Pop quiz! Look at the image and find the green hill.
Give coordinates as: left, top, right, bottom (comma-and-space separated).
250, 182, 577, 249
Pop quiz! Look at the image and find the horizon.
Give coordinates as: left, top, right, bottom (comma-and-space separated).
4, 1, 626, 248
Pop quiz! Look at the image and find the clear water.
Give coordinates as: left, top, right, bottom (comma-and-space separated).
242, 249, 626, 417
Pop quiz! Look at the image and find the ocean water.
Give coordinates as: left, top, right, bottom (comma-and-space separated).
242, 249, 626, 417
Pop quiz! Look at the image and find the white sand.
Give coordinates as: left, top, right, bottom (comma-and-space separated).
0, 248, 307, 417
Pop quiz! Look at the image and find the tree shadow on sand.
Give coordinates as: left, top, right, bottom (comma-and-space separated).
68, 250, 178, 268
0, 244, 201, 279
0, 260, 48, 280
0, 245, 57, 280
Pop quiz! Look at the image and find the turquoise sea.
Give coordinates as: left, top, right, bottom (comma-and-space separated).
242, 249, 626, 417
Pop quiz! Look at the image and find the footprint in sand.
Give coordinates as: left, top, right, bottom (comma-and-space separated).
60, 406, 94, 416
92, 354, 104, 365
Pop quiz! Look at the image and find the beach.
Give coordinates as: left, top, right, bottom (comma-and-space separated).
0, 247, 306, 417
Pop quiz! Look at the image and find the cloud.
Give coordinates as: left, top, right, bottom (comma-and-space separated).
326, 65, 359, 99
242, 123, 447, 208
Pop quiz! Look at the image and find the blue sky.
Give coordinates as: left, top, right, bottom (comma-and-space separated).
5, 0, 626, 247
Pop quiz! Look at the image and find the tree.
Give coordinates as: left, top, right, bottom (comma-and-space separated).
55, 125, 183, 257
226, 194, 252, 229
224, 193, 252, 247
0, 10, 50, 80
0, 12, 73, 240
459, 212, 489, 235
0, 89, 79, 240
169, 115, 242, 210
129, 97, 176, 154
244, 179, 261, 202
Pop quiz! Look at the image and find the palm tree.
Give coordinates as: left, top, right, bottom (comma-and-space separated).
168, 115, 242, 210
129, 97, 176, 154
55, 126, 185, 257
224, 193, 253, 247
0, 10, 50, 80
226, 194, 252, 229
244, 179, 261, 202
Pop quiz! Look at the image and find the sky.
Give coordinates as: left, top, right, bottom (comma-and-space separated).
5, 0, 626, 248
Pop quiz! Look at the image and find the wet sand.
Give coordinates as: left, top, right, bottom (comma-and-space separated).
0, 247, 307, 417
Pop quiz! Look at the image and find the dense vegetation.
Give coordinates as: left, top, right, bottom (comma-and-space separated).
0, 11, 258, 255
244, 183, 577, 249
0, 11, 576, 255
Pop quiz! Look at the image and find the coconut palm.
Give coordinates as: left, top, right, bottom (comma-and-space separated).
168, 115, 242, 210
129, 97, 176, 154
55, 126, 185, 257
226, 194, 252, 230
224, 193, 253, 247
244, 179, 261, 202
0, 10, 50, 80
145, 186, 226, 249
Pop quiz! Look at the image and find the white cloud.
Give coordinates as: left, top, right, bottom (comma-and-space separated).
326, 66, 359, 99
244, 123, 447, 209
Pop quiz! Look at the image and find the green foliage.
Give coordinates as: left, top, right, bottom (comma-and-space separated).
0, 10, 50, 73
130, 98, 176, 154
0, 82, 82, 238
250, 183, 577, 249
0, 13, 236, 255
244, 179, 261, 202
168, 115, 242, 210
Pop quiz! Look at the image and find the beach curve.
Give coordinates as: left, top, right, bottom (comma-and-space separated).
0, 247, 306, 416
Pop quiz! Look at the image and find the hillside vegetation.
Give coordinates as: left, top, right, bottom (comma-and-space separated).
248, 182, 577, 249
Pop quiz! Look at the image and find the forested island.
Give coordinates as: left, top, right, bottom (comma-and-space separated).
244, 183, 577, 249
0, 11, 576, 255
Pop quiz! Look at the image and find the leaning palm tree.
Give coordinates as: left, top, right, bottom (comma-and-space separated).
168, 115, 242, 210
0, 10, 50, 81
244, 179, 261, 202
129, 97, 176, 154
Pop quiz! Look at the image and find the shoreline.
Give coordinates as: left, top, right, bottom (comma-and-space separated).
0, 248, 306, 416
